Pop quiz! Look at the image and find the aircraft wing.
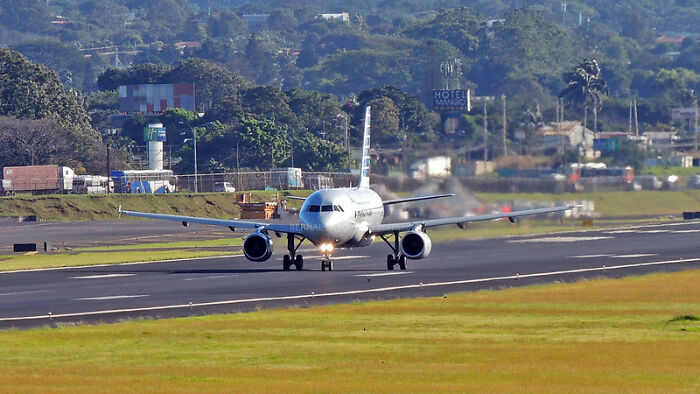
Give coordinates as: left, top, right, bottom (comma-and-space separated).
118, 207, 304, 235
368, 205, 574, 235
382, 193, 454, 205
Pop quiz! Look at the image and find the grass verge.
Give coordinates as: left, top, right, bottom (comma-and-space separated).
0, 249, 236, 271
0, 269, 697, 391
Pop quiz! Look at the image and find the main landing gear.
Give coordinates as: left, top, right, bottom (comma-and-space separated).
283, 233, 305, 271
380, 232, 406, 271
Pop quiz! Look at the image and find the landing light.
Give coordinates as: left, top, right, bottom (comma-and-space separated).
319, 243, 335, 253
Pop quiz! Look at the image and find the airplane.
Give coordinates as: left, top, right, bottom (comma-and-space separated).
119, 106, 574, 272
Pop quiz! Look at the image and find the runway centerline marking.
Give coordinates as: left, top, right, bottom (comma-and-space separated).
3, 257, 698, 323
571, 254, 612, 259
70, 274, 136, 280
75, 295, 149, 301
355, 272, 413, 277
612, 254, 657, 258
184, 275, 239, 281
509, 236, 612, 243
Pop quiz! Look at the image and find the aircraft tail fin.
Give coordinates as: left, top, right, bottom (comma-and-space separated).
358, 106, 371, 189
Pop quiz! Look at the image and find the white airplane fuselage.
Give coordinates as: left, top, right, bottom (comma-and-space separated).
299, 187, 384, 247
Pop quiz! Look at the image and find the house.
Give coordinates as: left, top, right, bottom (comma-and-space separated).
320, 13, 350, 22
536, 121, 594, 151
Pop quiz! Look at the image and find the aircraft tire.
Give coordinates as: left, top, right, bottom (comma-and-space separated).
398, 255, 407, 270
328, 260, 333, 271
283, 255, 291, 271
295, 255, 304, 271
321, 260, 326, 271
387, 255, 395, 271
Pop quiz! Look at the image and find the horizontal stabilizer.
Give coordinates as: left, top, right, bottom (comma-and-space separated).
382, 193, 454, 206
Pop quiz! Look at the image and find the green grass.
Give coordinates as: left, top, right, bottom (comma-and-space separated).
641, 166, 699, 177
0, 249, 237, 271
476, 190, 700, 217
0, 190, 313, 221
77, 238, 243, 251
0, 269, 697, 391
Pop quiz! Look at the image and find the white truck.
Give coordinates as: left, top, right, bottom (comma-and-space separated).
409, 156, 452, 181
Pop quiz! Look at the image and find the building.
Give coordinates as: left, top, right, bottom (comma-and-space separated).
320, 13, 350, 22
536, 121, 594, 151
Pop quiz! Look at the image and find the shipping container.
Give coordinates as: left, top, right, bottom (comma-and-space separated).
2, 165, 74, 195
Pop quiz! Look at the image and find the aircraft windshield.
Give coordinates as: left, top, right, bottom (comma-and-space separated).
321, 205, 333, 212
308, 205, 320, 212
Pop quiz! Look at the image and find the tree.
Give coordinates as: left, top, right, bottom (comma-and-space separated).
207, 9, 247, 39
0, 116, 71, 168
0, 47, 103, 171
560, 59, 610, 132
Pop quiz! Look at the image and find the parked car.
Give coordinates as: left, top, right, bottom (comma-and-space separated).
214, 182, 236, 193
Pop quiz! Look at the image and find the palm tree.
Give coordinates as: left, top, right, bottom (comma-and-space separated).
559, 59, 609, 133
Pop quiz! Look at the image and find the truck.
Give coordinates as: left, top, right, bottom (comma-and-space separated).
409, 156, 452, 181
269, 167, 304, 189
2, 165, 75, 195
72, 175, 113, 194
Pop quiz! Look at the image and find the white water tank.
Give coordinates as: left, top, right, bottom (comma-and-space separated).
145, 123, 165, 171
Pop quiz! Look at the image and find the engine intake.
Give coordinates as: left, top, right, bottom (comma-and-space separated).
400, 231, 432, 259
243, 232, 273, 262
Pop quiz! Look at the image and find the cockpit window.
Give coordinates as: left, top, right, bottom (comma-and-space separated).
308, 205, 320, 212
333, 205, 344, 212
321, 205, 333, 212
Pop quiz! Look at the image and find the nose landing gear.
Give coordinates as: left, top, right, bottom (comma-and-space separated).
319, 243, 335, 271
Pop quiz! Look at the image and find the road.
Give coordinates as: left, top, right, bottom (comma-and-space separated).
0, 220, 699, 328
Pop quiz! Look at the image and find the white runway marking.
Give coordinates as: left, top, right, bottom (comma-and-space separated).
3, 257, 698, 323
299, 255, 370, 260
355, 272, 413, 277
184, 275, 239, 281
571, 254, 612, 259
671, 229, 700, 233
612, 254, 657, 258
0, 290, 48, 297
510, 236, 612, 243
70, 274, 136, 280
75, 295, 148, 301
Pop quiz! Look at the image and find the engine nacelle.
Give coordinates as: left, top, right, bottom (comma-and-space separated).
400, 231, 432, 259
243, 232, 273, 262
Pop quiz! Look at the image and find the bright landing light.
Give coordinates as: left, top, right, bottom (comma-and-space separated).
319, 243, 335, 253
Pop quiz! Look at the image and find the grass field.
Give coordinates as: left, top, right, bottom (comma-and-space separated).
476, 190, 700, 217
0, 249, 237, 271
0, 269, 697, 391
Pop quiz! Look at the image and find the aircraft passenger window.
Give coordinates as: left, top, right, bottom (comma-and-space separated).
308, 205, 320, 212
321, 205, 333, 212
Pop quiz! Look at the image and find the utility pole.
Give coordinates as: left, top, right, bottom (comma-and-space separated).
193, 127, 198, 193
695, 97, 698, 151
633, 97, 639, 137
483, 98, 488, 162
502, 94, 507, 157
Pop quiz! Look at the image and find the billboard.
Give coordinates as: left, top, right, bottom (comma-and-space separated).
119, 83, 195, 113
144, 125, 167, 142
671, 107, 698, 120
433, 89, 470, 112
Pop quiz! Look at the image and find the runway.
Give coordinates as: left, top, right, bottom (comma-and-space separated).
1, 220, 699, 328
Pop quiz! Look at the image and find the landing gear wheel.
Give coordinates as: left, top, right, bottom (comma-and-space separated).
321, 259, 333, 271
387, 254, 395, 271
283, 255, 291, 271
398, 255, 407, 270
294, 255, 304, 271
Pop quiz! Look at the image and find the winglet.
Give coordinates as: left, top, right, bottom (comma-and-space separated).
358, 106, 371, 189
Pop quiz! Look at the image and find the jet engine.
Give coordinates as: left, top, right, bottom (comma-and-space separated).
400, 231, 432, 259
243, 232, 273, 262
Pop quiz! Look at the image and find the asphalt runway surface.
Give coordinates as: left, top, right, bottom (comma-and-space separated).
1, 219, 699, 329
